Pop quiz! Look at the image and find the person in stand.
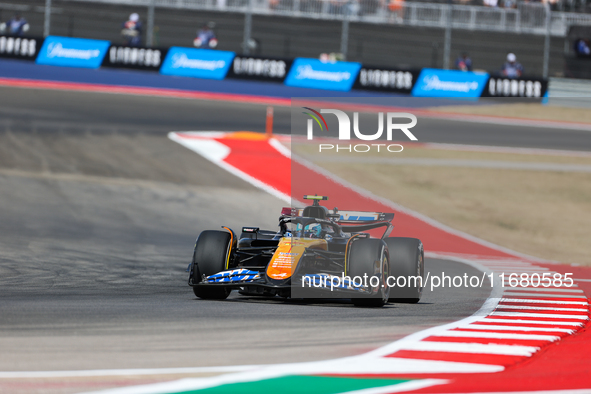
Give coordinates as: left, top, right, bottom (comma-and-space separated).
121, 13, 142, 47
574, 38, 591, 57
501, 53, 524, 78
387, 0, 405, 23
0, 13, 30, 36
455, 52, 473, 72
193, 22, 218, 49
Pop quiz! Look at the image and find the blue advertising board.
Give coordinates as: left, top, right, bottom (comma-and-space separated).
36, 36, 110, 69
284, 58, 361, 91
411, 69, 489, 98
160, 47, 234, 80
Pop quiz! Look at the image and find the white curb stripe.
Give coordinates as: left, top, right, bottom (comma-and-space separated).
431, 331, 560, 341
476, 318, 583, 326
496, 305, 588, 312
500, 298, 589, 305
501, 292, 588, 299
460, 325, 574, 333
500, 287, 583, 293
490, 312, 589, 319
398, 342, 539, 356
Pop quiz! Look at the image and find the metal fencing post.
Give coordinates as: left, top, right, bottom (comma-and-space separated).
44, 0, 52, 37
443, 2, 452, 69
243, 0, 253, 55
341, 6, 350, 61
543, 3, 551, 78
147, 0, 155, 47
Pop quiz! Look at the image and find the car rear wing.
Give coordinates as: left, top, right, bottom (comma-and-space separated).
281, 207, 394, 223
337, 210, 394, 224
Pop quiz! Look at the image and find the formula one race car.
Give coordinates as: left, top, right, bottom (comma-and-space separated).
188, 195, 424, 307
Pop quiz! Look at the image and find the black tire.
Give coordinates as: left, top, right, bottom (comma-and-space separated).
191, 230, 232, 300
348, 238, 390, 307
385, 237, 424, 303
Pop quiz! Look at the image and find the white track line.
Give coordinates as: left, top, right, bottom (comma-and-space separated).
490, 312, 589, 319
431, 331, 560, 341
495, 305, 588, 312
475, 319, 583, 327
457, 325, 575, 333
501, 287, 582, 292
399, 342, 539, 356
501, 292, 588, 299
500, 298, 589, 305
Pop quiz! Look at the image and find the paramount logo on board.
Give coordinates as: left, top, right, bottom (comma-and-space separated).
46, 42, 100, 60
295, 64, 351, 82
171, 53, 225, 70
422, 75, 479, 92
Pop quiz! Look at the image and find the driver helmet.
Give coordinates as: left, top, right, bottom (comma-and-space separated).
304, 223, 322, 238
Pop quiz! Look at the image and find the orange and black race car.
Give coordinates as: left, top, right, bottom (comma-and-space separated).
188, 195, 424, 307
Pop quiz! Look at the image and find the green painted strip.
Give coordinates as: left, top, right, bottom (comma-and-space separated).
176, 375, 410, 394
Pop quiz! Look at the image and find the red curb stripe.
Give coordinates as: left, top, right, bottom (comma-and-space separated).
0, 77, 292, 106
214, 137, 291, 197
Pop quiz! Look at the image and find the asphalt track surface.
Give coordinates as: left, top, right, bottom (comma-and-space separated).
0, 86, 578, 392
1, 86, 591, 152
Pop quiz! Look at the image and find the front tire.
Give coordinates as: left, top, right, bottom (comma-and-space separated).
348, 238, 390, 307
191, 230, 232, 300
385, 237, 424, 303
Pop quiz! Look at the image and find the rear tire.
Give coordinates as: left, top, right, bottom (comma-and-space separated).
385, 237, 424, 303
191, 230, 232, 300
348, 238, 390, 307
